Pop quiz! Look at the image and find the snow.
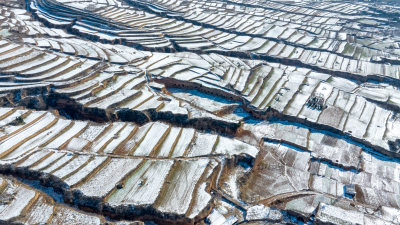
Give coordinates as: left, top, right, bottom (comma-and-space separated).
42, 153, 74, 173
219, 36, 252, 50
71, 43, 88, 56
102, 123, 136, 154
234, 70, 250, 92
296, 35, 315, 46
5, 54, 57, 73
81, 43, 99, 58
0, 50, 42, 69
78, 158, 142, 197
207, 209, 237, 225
279, 28, 296, 40
187, 182, 212, 219
156, 159, 209, 215
60, 42, 76, 54
79, 124, 109, 142
270, 73, 304, 112
30, 152, 65, 171
64, 156, 108, 187
214, 137, 258, 158
340, 58, 350, 72
90, 122, 125, 153
24, 196, 54, 225
45, 121, 88, 149
314, 82, 333, 100
279, 45, 295, 58
89, 75, 133, 100
246, 205, 270, 220
170, 89, 232, 113
0, 43, 21, 55
137, 53, 168, 70
133, 122, 169, 156
316, 203, 364, 225
325, 54, 338, 69
159, 64, 192, 78
0, 46, 32, 62
347, 59, 358, 73
36, 39, 51, 48
119, 123, 152, 154
380, 206, 400, 223
311, 175, 342, 197
159, 99, 188, 115
20, 57, 69, 76
107, 160, 173, 205
289, 47, 304, 59
88, 89, 140, 110
0, 186, 36, 220
0, 113, 57, 158
212, 33, 236, 44
17, 150, 51, 167
111, 45, 147, 62
242, 65, 271, 96
306, 51, 321, 65
49, 61, 98, 82
256, 40, 277, 55
237, 38, 266, 51
269, 43, 286, 56
316, 52, 330, 67
0, 109, 27, 127
4, 118, 72, 160
157, 127, 181, 157
0, 108, 15, 119
49, 206, 101, 225
286, 31, 303, 42
264, 25, 286, 39
2, 111, 46, 135
179, 41, 214, 50
51, 155, 91, 179
0, 1, 399, 222
186, 133, 217, 157
252, 68, 284, 108
121, 90, 153, 109
56, 79, 102, 96
170, 128, 195, 157
106, 49, 128, 64
344, 99, 371, 138
228, 68, 241, 86
65, 137, 90, 152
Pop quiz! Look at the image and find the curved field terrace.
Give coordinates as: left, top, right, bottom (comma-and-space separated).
0, 0, 399, 224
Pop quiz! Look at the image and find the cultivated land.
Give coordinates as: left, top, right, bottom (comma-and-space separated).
0, 0, 399, 224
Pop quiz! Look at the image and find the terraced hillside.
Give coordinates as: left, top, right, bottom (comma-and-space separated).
0, 0, 400, 224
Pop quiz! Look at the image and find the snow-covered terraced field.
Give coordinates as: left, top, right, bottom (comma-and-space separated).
0, 175, 115, 224
0, 108, 398, 224
135, 51, 400, 158
17, 0, 399, 84
1, 0, 400, 224
0, 108, 258, 222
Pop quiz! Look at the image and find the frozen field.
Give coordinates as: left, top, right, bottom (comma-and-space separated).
0, 0, 399, 224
